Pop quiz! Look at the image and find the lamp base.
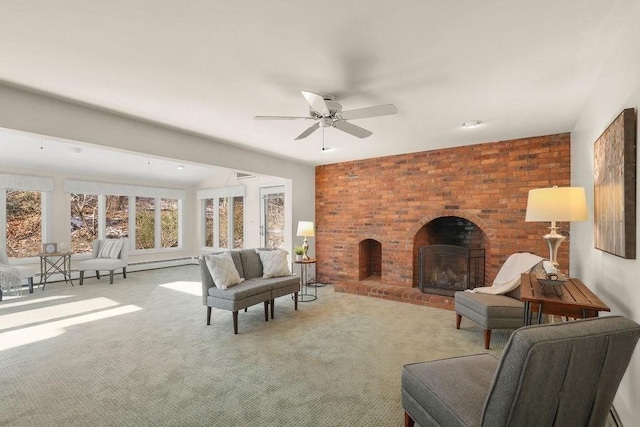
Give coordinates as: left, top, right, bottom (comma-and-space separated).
302, 238, 310, 260
543, 223, 565, 268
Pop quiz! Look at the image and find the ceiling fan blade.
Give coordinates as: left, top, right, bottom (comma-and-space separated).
340, 104, 398, 120
254, 115, 311, 120
333, 120, 373, 138
301, 91, 330, 116
295, 122, 320, 140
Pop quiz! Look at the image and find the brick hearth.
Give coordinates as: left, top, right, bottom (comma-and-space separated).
315, 133, 571, 306
335, 279, 455, 310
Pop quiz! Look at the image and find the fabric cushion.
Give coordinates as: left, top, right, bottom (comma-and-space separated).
205, 252, 243, 290
256, 249, 290, 278
98, 239, 124, 259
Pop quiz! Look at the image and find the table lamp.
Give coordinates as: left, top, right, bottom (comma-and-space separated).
296, 221, 315, 260
525, 186, 588, 268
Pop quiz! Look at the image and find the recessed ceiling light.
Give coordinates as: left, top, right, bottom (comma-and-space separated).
462, 120, 481, 128
177, 165, 184, 170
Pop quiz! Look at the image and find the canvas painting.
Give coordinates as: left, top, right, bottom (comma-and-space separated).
593, 108, 637, 259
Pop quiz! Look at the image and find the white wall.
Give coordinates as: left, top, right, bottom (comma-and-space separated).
570, 2, 640, 423
0, 83, 316, 261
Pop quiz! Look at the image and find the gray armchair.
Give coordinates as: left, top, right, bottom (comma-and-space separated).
402, 316, 640, 427
77, 238, 129, 285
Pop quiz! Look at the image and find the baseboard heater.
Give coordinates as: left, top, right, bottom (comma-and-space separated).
31, 257, 198, 284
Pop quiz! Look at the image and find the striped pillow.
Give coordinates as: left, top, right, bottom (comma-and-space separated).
98, 239, 124, 259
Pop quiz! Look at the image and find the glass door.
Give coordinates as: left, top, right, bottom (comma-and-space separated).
259, 186, 285, 249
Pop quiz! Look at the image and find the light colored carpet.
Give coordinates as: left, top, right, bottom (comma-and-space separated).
0, 266, 510, 426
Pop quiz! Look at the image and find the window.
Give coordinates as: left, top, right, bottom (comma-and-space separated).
160, 198, 179, 248
218, 198, 229, 248
198, 186, 245, 250
204, 199, 214, 247
135, 197, 155, 250
232, 196, 244, 249
105, 195, 129, 239
6, 190, 42, 258
70, 193, 99, 253
65, 181, 183, 253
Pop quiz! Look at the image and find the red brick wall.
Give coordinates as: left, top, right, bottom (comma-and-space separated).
315, 134, 571, 289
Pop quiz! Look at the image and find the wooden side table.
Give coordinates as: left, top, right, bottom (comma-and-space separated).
294, 258, 317, 302
520, 274, 610, 326
38, 251, 74, 290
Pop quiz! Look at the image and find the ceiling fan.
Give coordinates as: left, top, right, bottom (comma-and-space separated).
254, 91, 398, 140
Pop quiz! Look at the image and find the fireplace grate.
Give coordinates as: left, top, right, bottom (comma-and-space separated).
418, 245, 485, 296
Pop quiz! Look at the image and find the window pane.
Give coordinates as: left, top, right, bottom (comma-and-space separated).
218, 198, 229, 248
6, 190, 42, 258
233, 196, 244, 249
70, 193, 99, 254
266, 193, 285, 249
161, 198, 178, 248
106, 195, 129, 239
204, 199, 213, 247
136, 197, 155, 249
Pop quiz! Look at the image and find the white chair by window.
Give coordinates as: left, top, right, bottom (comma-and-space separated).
0, 267, 22, 301
77, 238, 129, 286
0, 248, 36, 295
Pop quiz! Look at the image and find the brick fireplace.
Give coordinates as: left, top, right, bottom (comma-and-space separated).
315, 133, 571, 309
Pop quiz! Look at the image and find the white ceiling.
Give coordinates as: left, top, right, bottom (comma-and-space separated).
0, 0, 631, 182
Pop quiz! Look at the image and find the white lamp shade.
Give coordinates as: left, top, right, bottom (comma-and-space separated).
296, 221, 315, 237
525, 187, 588, 222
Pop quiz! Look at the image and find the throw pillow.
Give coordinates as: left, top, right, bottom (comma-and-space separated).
98, 239, 124, 259
205, 252, 243, 290
256, 249, 291, 278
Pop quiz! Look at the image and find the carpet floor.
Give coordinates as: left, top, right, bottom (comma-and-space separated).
0, 265, 510, 426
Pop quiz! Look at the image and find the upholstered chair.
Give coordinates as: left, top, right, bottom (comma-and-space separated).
77, 238, 129, 285
0, 248, 36, 293
402, 316, 640, 427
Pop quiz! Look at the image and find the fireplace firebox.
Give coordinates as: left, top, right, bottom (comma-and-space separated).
418, 245, 485, 296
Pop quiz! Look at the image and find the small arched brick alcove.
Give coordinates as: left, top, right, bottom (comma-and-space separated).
359, 239, 382, 280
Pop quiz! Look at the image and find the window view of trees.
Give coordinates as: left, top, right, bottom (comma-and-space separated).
233, 196, 244, 249
6, 190, 42, 258
135, 197, 155, 249
203, 196, 244, 249
106, 195, 129, 239
161, 198, 178, 248
70, 193, 99, 253
204, 199, 214, 247
265, 192, 284, 249
218, 198, 229, 248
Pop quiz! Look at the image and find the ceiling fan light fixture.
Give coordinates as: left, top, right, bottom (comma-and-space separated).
462, 120, 481, 128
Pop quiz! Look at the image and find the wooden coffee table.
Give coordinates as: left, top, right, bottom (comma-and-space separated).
520, 273, 610, 326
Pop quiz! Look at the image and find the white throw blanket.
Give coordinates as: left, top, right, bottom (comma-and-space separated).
467, 252, 543, 295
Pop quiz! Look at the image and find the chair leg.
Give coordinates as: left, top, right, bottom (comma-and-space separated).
109, 271, 114, 284
123, 267, 127, 279
96, 271, 100, 280
207, 307, 212, 325
271, 298, 275, 319
79, 271, 84, 286
294, 292, 298, 310
456, 313, 462, 329
484, 329, 492, 349
404, 411, 415, 427
264, 301, 269, 321
28, 277, 34, 293
233, 311, 239, 334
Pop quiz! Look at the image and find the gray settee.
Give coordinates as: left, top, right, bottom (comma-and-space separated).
200, 249, 300, 334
